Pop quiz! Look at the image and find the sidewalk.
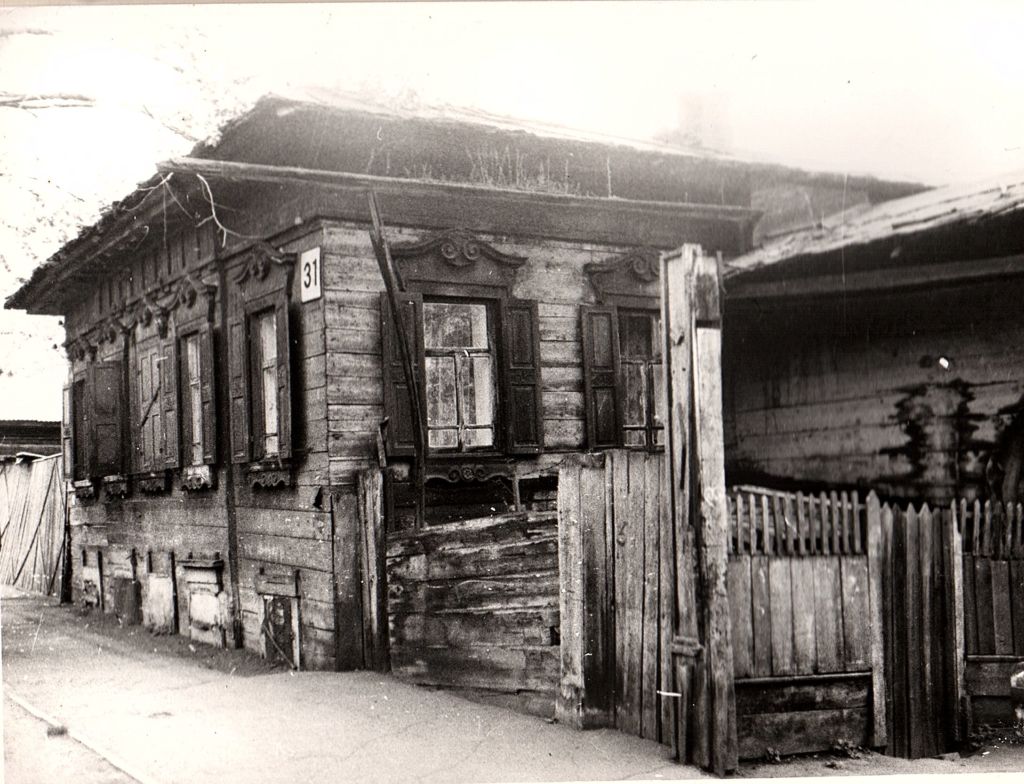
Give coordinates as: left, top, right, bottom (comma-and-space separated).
1, 586, 701, 784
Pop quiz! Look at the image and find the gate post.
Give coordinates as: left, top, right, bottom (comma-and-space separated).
661, 244, 738, 775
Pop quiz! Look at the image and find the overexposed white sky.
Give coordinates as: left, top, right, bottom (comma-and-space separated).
2, 0, 1024, 420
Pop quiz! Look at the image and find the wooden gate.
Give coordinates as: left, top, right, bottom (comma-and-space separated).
880, 503, 962, 758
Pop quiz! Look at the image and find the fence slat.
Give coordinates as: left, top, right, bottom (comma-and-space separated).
750, 554, 772, 677
820, 492, 831, 556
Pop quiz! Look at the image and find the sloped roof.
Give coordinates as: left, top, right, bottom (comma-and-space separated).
726, 170, 1024, 279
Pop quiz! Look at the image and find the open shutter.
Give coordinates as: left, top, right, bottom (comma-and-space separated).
200, 325, 218, 464
275, 298, 293, 461
89, 361, 124, 476
581, 305, 622, 448
380, 291, 423, 456
500, 298, 544, 454
228, 313, 251, 464
161, 337, 180, 468
62, 380, 74, 480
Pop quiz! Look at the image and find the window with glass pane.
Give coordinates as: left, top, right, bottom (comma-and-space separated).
618, 310, 664, 449
184, 334, 203, 466
256, 310, 279, 457
422, 300, 496, 451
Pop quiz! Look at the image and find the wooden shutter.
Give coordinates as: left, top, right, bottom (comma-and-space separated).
275, 298, 293, 461
228, 313, 251, 464
62, 380, 73, 480
200, 325, 218, 464
89, 361, 124, 476
379, 291, 423, 456
500, 298, 544, 454
161, 337, 180, 468
581, 306, 622, 449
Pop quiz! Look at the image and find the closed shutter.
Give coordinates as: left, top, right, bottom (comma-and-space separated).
89, 361, 124, 476
200, 325, 218, 464
581, 306, 621, 449
379, 291, 423, 456
275, 297, 293, 461
62, 381, 73, 480
500, 298, 544, 454
228, 314, 251, 464
161, 337, 180, 468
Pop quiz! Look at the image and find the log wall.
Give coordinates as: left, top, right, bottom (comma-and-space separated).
385, 511, 561, 716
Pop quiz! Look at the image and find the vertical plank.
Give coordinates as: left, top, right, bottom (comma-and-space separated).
974, 555, 996, 654
840, 557, 871, 670
556, 460, 584, 727
641, 455, 661, 742
796, 492, 808, 556
852, 492, 863, 555
944, 505, 967, 744
840, 491, 851, 555
865, 493, 887, 747
614, 451, 645, 736
727, 557, 753, 678
820, 492, 831, 556
990, 557, 1013, 655
790, 556, 817, 673
813, 556, 843, 673
886, 504, 906, 757
750, 554, 772, 677
904, 505, 925, 758
659, 450, 675, 746
583, 457, 614, 727
918, 506, 938, 756
1011, 557, 1024, 657
769, 558, 794, 675
761, 495, 772, 556
830, 490, 841, 554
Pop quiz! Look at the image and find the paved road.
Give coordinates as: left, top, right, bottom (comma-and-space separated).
2, 587, 700, 783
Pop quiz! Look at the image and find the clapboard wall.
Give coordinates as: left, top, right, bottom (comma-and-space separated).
724, 276, 1024, 505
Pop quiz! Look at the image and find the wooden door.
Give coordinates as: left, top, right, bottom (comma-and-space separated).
883, 504, 960, 758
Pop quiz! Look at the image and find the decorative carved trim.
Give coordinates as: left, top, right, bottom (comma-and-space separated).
234, 242, 296, 287
426, 462, 515, 484
65, 335, 97, 362
73, 479, 96, 500
181, 465, 215, 491
102, 474, 129, 500
137, 471, 170, 494
249, 468, 292, 489
584, 248, 662, 303
392, 229, 526, 270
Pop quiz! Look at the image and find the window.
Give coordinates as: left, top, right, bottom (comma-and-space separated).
380, 292, 543, 458
253, 309, 280, 458
422, 300, 496, 451
228, 290, 293, 468
177, 327, 216, 469
66, 361, 126, 483
617, 310, 665, 449
582, 305, 665, 450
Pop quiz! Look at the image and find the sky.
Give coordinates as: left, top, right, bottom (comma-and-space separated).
1, 0, 1024, 420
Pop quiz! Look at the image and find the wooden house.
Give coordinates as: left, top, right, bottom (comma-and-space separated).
5, 93, 930, 768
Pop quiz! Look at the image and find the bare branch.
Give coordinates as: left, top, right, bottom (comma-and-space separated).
0, 92, 95, 110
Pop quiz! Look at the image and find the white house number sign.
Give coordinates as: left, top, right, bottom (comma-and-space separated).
299, 247, 322, 303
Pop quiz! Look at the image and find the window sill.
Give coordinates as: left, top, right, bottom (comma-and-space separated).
181, 465, 216, 492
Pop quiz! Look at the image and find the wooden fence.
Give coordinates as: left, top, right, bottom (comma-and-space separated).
726, 488, 885, 758
0, 455, 68, 597
956, 500, 1024, 726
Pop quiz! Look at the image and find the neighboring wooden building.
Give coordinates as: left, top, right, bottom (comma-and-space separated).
723, 172, 1024, 506
0, 419, 61, 461
5, 93, 924, 746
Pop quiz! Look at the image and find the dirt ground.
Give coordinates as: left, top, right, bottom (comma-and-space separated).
3, 585, 1023, 782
